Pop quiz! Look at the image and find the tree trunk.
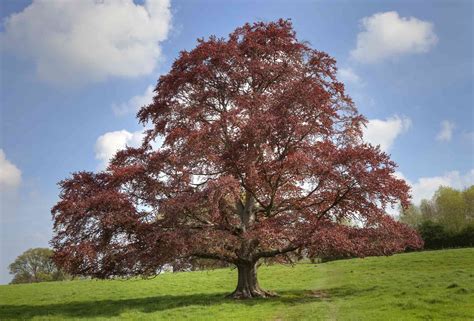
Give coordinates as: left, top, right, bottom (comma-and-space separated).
228, 261, 276, 299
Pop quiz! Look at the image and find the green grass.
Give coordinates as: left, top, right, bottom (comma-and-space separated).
1, 248, 473, 320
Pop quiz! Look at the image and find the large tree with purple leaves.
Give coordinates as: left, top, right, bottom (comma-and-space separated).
52, 20, 422, 299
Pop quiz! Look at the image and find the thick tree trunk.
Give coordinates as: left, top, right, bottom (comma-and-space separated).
227, 261, 276, 299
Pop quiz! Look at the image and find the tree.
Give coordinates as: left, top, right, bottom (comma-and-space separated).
415, 186, 472, 233
400, 204, 423, 227
462, 185, 474, 223
52, 20, 422, 299
9, 248, 67, 284
398, 185, 474, 249
419, 199, 436, 222
435, 187, 467, 233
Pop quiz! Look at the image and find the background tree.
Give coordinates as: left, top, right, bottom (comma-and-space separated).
402, 186, 474, 231
399, 204, 423, 228
9, 248, 67, 284
420, 199, 437, 222
399, 185, 474, 249
463, 186, 474, 222
435, 187, 467, 233
52, 20, 422, 299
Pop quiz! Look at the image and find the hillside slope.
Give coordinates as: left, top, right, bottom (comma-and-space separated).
1, 248, 473, 320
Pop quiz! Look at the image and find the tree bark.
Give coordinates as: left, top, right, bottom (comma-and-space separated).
227, 261, 276, 299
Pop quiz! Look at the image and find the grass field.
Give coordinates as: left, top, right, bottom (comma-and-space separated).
0, 248, 473, 320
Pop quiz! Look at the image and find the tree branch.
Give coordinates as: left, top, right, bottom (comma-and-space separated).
254, 244, 300, 260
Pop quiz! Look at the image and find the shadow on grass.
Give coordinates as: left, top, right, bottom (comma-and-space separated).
0, 290, 326, 320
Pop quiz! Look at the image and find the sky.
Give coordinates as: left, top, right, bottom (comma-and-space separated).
0, 0, 472, 284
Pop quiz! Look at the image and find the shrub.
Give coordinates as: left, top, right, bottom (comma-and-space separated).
417, 221, 474, 249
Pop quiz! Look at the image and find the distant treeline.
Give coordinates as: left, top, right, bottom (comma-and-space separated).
417, 222, 474, 249
8, 248, 70, 284
400, 185, 474, 250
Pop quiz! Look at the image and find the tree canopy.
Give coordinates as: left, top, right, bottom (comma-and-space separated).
9, 248, 67, 284
52, 20, 422, 298
400, 185, 474, 232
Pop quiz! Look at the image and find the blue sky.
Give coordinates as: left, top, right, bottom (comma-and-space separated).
0, 0, 472, 284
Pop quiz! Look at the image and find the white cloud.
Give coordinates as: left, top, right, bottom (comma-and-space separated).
1, 0, 171, 85
0, 149, 21, 191
351, 11, 438, 63
436, 120, 455, 142
112, 85, 155, 116
95, 130, 145, 169
337, 67, 362, 85
363, 115, 412, 152
398, 170, 474, 205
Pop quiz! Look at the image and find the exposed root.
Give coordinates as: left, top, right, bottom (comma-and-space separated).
227, 287, 278, 299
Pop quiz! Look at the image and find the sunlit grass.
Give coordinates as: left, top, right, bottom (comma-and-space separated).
1, 248, 473, 320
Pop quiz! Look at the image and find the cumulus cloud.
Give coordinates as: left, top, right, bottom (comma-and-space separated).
112, 85, 155, 116
351, 11, 438, 63
363, 115, 412, 152
397, 170, 474, 205
436, 120, 455, 142
95, 130, 145, 169
337, 67, 362, 85
1, 0, 171, 85
0, 149, 21, 191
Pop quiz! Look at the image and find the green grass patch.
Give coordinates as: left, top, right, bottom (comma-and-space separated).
1, 248, 473, 320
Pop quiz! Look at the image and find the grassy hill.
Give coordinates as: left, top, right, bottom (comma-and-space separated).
0, 248, 473, 320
